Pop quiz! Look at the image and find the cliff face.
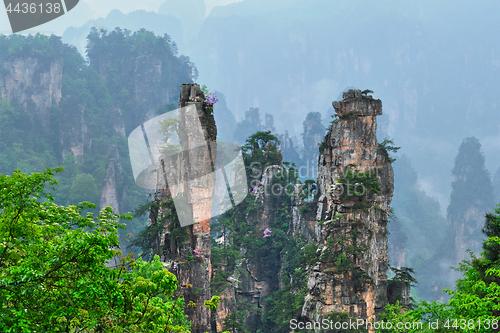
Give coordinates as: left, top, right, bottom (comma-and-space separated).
0, 57, 63, 128
100, 145, 125, 214
234, 165, 286, 328
302, 90, 394, 324
0, 55, 126, 208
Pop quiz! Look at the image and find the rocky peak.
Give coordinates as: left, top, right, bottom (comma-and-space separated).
332, 89, 380, 117
301, 89, 395, 327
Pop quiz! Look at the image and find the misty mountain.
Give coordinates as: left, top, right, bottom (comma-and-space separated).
187, 0, 500, 213
62, 9, 184, 56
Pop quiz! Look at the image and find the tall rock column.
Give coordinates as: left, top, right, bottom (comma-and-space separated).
157, 83, 217, 333
302, 90, 394, 327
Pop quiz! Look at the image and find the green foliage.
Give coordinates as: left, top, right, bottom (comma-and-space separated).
222, 310, 250, 333
378, 204, 500, 333
387, 266, 417, 308
130, 198, 187, 261
301, 242, 319, 267
377, 301, 453, 333
265, 266, 308, 332
336, 168, 381, 203
317, 226, 372, 292
0, 34, 65, 69
390, 266, 418, 286
0, 98, 59, 175
69, 173, 100, 205
0, 168, 191, 332
86, 27, 195, 134
318, 141, 326, 153
361, 89, 374, 95
378, 138, 400, 162
211, 131, 312, 332
300, 179, 317, 200
0, 29, 196, 252
338, 113, 353, 120
379, 138, 401, 154
203, 295, 221, 310
241, 131, 283, 168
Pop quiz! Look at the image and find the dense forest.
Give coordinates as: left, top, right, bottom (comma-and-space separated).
0, 31, 196, 241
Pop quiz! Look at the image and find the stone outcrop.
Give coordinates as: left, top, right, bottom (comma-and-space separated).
214, 162, 315, 331
388, 232, 407, 269
291, 183, 318, 243
0, 55, 89, 164
110, 103, 126, 137
301, 90, 394, 326
149, 87, 399, 331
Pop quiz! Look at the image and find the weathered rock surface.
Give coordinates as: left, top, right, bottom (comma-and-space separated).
301, 89, 394, 326
0, 57, 63, 128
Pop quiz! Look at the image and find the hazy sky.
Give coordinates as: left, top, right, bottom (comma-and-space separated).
80, 0, 163, 18
0, 0, 243, 35
80, 0, 242, 18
